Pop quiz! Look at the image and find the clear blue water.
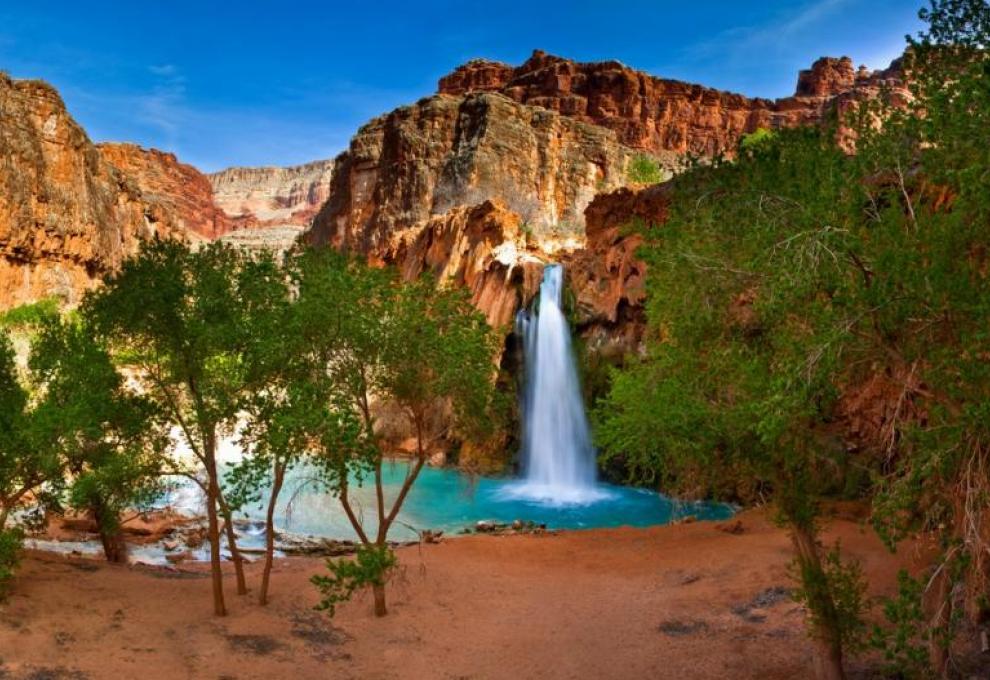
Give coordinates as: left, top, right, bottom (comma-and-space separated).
166, 461, 735, 542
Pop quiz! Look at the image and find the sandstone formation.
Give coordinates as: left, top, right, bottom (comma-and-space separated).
208, 159, 334, 229
217, 225, 305, 253
439, 50, 903, 158
98, 142, 234, 240
562, 183, 671, 352
0, 74, 183, 308
302, 49, 906, 360
307, 92, 646, 254
375, 199, 544, 328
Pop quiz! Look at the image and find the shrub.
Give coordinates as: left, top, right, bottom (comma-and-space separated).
0, 298, 60, 329
0, 528, 23, 600
868, 570, 934, 679
626, 154, 665, 185
791, 543, 870, 654
311, 545, 397, 617
738, 128, 775, 154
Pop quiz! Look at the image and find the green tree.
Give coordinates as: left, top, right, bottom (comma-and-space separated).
221, 249, 359, 606
598, 2, 990, 675
598, 127, 872, 679
28, 316, 168, 563
0, 331, 60, 531
0, 332, 37, 597
862, 1, 990, 672
292, 249, 498, 617
83, 240, 270, 615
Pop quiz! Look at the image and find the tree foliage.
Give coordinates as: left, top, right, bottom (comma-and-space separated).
290, 248, 499, 616
596, 1, 990, 675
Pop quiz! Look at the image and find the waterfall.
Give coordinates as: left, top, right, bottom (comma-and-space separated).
507, 264, 608, 505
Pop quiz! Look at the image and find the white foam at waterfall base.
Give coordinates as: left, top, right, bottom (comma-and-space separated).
500, 264, 613, 507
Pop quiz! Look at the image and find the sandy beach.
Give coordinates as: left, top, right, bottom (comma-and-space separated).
0, 509, 928, 680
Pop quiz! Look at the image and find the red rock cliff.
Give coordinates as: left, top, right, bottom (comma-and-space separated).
208, 160, 334, 229
98, 143, 234, 240
0, 74, 184, 307
439, 50, 902, 158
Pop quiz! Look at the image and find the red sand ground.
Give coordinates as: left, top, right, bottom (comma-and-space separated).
0, 510, 930, 680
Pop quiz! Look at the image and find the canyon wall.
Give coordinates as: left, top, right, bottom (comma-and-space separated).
208, 159, 334, 229
307, 50, 904, 350
438, 50, 903, 158
98, 143, 234, 240
306, 91, 654, 328
0, 74, 183, 307
308, 92, 647, 252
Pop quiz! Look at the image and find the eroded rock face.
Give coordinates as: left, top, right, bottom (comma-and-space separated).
562, 183, 670, 353
208, 160, 334, 229
377, 199, 544, 328
307, 92, 643, 254
98, 143, 233, 240
0, 75, 182, 307
439, 50, 903, 158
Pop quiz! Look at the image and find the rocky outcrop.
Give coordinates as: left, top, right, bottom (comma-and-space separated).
376, 199, 544, 328
795, 56, 858, 97
307, 92, 646, 255
208, 160, 334, 229
0, 74, 183, 308
98, 143, 233, 240
217, 225, 305, 253
439, 50, 903, 158
562, 183, 670, 353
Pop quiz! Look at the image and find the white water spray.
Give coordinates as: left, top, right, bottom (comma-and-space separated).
507, 264, 608, 505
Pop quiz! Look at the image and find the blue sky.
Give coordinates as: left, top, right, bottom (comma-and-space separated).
0, 1, 922, 172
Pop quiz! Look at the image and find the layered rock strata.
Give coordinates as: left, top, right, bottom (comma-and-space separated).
439, 51, 903, 158
307, 92, 646, 254
98, 142, 234, 240
0, 75, 183, 307
208, 160, 334, 229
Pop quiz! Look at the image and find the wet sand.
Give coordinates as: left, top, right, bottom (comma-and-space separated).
0, 509, 929, 679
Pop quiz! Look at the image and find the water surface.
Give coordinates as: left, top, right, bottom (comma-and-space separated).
165, 462, 735, 542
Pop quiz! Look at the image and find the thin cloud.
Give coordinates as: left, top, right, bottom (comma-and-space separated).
135, 64, 188, 140
685, 0, 853, 63
149, 64, 178, 77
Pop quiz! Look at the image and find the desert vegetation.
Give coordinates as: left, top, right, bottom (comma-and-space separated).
0, 241, 498, 618
2, 2, 990, 679
596, 1, 990, 677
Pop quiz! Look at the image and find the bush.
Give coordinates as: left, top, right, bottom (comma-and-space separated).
868, 570, 933, 679
738, 128, 775, 154
0, 298, 60, 329
0, 528, 23, 600
311, 544, 397, 617
791, 542, 869, 653
626, 154, 665, 185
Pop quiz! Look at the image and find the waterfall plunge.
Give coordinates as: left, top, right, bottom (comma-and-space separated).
506, 264, 610, 505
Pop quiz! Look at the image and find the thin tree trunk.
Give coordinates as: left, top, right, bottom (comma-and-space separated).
259, 463, 285, 606
791, 524, 846, 680
372, 582, 387, 617
217, 491, 248, 596
926, 562, 953, 676
204, 429, 227, 617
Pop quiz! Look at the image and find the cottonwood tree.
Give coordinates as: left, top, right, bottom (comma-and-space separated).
598, 6, 990, 670
220, 250, 349, 606
597, 127, 873, 680
83, 240, 273, 615
28, 316, 167, 562
858, 1, 990, 673
291, 249, 498, 617
0, 330, 60, 531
